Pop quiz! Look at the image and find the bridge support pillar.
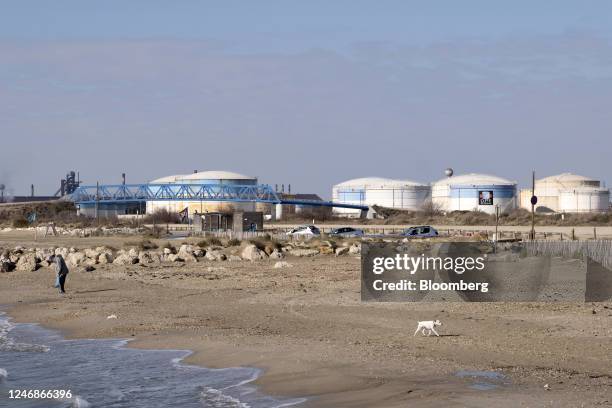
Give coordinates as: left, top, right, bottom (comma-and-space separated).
274, 203, 283, 221
360, 207, 375, 219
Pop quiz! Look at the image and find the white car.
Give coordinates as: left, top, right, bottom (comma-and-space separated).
287, 225, 321, 236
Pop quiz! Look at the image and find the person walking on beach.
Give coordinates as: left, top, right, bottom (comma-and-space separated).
54, 254, 69, 294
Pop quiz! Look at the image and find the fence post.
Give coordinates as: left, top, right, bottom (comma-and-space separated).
571, 228, 575, 241
594, 227, 597, 240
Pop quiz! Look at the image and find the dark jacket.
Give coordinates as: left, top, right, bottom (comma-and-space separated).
55, 256, 69, 277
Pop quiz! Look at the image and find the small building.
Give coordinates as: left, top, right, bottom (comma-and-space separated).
193, 211, 263, 233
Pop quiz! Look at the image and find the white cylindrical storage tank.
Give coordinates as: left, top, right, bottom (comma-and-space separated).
519, 173, 602, 213
558, 188, 610, 213
432, 173, 517, 214
332, 177, 431, 217
146, 170, 258, 216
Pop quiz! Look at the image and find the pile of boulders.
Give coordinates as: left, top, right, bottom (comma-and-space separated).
1, 226, 146, 237
0, 240, 362, 273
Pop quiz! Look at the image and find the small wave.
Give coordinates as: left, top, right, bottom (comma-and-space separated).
201, 387, 250, 408
72, 396, 91, 408
0, 367, 7, 380
270, 400, 308, 408
0, 315, 50, 353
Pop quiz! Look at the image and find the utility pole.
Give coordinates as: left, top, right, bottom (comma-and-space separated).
530, 170, 537, 240
95, 181, 100, 226
494, 204, 500, 252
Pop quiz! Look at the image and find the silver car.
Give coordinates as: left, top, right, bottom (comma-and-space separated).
401, 226, 439, 238
328, 227, 365, 238
287, 225, 321, 236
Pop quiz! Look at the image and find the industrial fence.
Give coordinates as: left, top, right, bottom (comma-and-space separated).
524, 240, 612, 270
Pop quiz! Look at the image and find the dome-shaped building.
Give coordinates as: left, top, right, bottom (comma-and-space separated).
147, 170, 258, 215
432, 173, 517, 214
332, 177, 431, 217
519, 173, 609, 213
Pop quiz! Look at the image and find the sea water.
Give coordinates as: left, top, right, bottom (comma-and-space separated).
0, 313, 304, 407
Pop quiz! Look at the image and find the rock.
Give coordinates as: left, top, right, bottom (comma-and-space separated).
55, 247, 69, 258
274, 261, 293, 269
193, 249, 205, 258
163, 248, 173, 255
228, 255, 242, 262
16, 253, 38, 272
205, 250, 226, 261
318, 246, 334, 255
83, 265, 96, 272
84, 248, 100, 259
269, 250, 284, 259
36, 248, 55, 261
67, 252, 87, 267
83, 258, 98, 267
138, 251, 161, 264
335, 247, 350, 256
127, 248, 139, 258
264, 245, 275, 256
289, 249, 319, 257
349, 244, 361, 255
241, 244, 267, 261
166, 254, 183, 263
113, 253, 138, 265
178, 244, 194, 255
182, 253, 198, 263
98, 252, 113, 264
1, 260, 16, 273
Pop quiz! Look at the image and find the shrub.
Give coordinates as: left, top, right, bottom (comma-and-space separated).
227, 238, 241, 247
247, 238, 266, 250
138, 239, 158, 250
161, 242, 176, 253
143, 209, 180, 224
12, 217, 29, 228
207, 237, 222, 246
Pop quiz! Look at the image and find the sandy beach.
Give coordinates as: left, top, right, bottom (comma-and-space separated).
1, 234, 611, 407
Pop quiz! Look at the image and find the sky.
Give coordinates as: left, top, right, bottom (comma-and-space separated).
1, 1, 611, 197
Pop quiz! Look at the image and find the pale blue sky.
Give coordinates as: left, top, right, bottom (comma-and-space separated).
1, 1, 611, 196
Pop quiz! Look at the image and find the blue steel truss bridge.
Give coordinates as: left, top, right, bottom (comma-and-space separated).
69, 183, 369, 211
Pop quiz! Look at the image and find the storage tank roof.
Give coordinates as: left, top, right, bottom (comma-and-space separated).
150, 175, 183, 183
537, 173, 597, 184
433, 173, 515, 186
180, 170, 256, 181
150, 171, 256, 183
335, 177, 427, 188
559, 187, 609, 193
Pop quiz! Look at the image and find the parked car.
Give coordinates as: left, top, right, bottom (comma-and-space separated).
328, 227, 365, 238
401, 226, 439, 238
287, 225, 321, 236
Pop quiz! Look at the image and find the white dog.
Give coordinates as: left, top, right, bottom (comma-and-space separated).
414, 320, 442, 337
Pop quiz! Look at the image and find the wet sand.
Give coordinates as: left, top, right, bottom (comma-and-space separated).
1, 235, 611, 407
